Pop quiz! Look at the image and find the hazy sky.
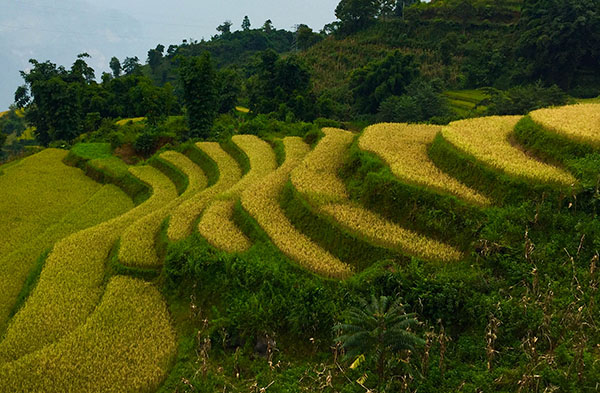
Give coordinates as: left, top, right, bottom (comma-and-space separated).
0, 0, 340, 110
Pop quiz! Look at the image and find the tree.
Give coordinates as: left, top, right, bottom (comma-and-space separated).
70, 53, 95, 83
296, 24, 323, 50
14, 85, 30, 108
30, 76, 83, 144
216, 20, 233, 36
247, 49, 315, 120
455, 0, 476, 34
109, 57, 122, 78
0, 109, 26, 138
335, 0, 379, 33
129, 78, 175, 126
147, 44, 165, 72
349, 50, 419, 113
377, 80, 449, 123
167, 45, 178, 57
242, 16, 251, 31
395, 0, 418, 19
178, 52, 217, 139
215, 68, 241, 114
378, 0, 396, 19
17, 59, 85, 145
516, 0, 600, 89
262, 19, 273, 33
123, 56, 142, 76
334, 295, 423, 385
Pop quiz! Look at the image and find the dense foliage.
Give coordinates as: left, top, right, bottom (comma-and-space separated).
7, 0, 599, 152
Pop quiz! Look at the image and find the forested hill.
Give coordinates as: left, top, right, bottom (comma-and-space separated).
112, 0, 600, 124
2, 0, 599, 158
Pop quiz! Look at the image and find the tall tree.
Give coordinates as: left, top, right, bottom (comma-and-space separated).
17, 59, 85, 145
335, 0, 379, 33
109, 57, 122, 78
296, 24, 323, 50
262, 19, 273, 33
70, 53, 95, 83
242, 16, 251, 31
14, 85, 30, 108
395, 0, 418, 19
178, 52, 217, 139
349, 50, 419, 113
123, 56, 142, 76
147, 44, 165, 73
216, 20, 233, 36
247, 49, 314, 120
215, 68, 241, 114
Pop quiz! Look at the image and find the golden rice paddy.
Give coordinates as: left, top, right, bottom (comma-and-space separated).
359, 123, 490, 205
529, 103, 600, 148
441, 116, 575, 185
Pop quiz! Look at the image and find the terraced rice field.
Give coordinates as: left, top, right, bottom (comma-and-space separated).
115, 117, 145, 126
241, 137, 353, 278
0, 149, 107, 256
0, 150, 133, 326
198, 135, 277, 252
441, 116, 576, 186
0, 166, 177, 361
0, 276, 175, 392
199, 200, 251, 253
118, 151, 207, 267
529, 103, 600, 148
291, 128, 463, 262
443, 89, 489, 117
0, 106, 589, 390
0, 184, 132, 328
292, 128, 350, 204
168, 142, 242, 241
359, 123, 490, 205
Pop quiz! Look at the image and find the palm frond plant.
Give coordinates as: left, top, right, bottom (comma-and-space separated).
334, 295, 424, 386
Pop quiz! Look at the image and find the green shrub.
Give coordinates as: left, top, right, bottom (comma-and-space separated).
134, 131, 158, 157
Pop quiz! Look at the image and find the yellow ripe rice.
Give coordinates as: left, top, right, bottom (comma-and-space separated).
442, 116, 575, 185
241, 137, 353, 279
0, 166, 177, 362
197, 135, 277, 252
359, 123, 490, 205
0, 276, 176, 393
291, 128, 353, 204
168, 142, 242, 242
0, 184, 133, 329
295, 128, 463, 263
322, 203, 463, 262
118, 151, 207, 267
530, 103, 600, 148
198, 200, 251, 253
